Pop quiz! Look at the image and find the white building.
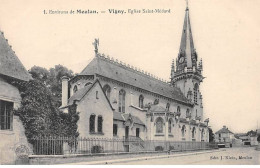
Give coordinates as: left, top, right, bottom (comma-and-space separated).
60, 6, 210, 151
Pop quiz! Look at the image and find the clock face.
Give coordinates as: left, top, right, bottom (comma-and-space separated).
179, 57, 184, 63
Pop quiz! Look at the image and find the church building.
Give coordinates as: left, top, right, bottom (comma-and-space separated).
60, 6, 210, 145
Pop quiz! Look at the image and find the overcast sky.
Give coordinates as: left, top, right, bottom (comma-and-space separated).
0, 0, 259, 133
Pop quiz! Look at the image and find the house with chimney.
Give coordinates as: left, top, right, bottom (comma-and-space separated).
215, 126, 235, 147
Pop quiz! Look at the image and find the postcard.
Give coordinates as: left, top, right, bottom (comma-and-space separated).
0, 0, 259, 165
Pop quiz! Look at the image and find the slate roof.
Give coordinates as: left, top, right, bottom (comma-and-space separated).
68, 84, 92, 105
179, 7, 195, 60
123, 113, 145, 126
113, 111, 125, 121
149, 105, 167, 112
67, 79, 114, 111
0, 77, 21, 101
215, 127, 234, 134
80, 56, 190, 105
0, 31, 32, 81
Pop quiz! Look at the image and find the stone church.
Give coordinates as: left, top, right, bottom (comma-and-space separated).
60, 6, 210, 143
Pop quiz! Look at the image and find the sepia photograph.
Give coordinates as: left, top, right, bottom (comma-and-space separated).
0, 0, 259, 165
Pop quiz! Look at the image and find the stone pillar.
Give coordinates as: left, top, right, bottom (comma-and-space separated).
165, 120, 168, 141
150, 115, 154, 140
61, 76, 69, 108
112, 87, 118, 110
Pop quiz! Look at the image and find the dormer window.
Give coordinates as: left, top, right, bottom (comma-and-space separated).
139, 95, 144, 108
166, 103, 170, 111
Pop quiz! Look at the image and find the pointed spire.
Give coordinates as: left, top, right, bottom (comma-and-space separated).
176, 4, 197, 72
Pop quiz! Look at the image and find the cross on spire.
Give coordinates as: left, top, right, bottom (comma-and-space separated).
92, 38, 99, 56
186, 0, 189, 9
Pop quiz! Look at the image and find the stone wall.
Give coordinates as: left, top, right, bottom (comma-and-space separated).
0, 116, 32, 164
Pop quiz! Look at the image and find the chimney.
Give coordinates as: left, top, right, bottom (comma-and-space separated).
61, 76, 69, 107
223, 125, 227, 129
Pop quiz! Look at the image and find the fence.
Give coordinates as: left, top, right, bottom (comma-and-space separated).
29, 136, 218, 155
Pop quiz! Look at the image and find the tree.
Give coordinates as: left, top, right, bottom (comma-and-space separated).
48, 65, 74, 107
208, 127, 214, 142
29, 66, 50, 83
29, 65, 74, 107
247, 130, 257, 136
13, 79, 79, 142
14, 80, 60, 140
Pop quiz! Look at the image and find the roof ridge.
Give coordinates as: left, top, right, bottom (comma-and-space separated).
96, 53, 169, 84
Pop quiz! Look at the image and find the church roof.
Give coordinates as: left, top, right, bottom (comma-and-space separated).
113, 111, 125, 121
80, 56, 190, 105
0, 31, 32, 81
67, 79, 114, 110
68, 84, 92, 105
113, 112, 145, 126
123, 113, 145, 126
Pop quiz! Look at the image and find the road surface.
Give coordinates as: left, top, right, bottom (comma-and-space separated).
111, 147, 260, 165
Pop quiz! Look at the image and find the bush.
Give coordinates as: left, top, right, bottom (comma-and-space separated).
169, 146, 175, 150
155, 146, 164, 151
91, 145, 104, 153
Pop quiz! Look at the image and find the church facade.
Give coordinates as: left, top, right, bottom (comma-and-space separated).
60, 6, 210, 144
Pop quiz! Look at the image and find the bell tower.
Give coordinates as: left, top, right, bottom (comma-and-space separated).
170, 3, 204, 120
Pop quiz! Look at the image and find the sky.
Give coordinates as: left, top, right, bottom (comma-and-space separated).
0, 0, 260, 133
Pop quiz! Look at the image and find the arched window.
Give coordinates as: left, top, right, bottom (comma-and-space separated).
73, 85, 78, 93
103, 84, 111, 100
156, 117, 164, 133
154, 99, 159, 105
181, 125, 186, 137
166, 103, 170, 111
139, 95, 144, 108
97, 115, 103, 133
168, 119, 173, 133
192, 127, 196, 139
186, 109, 190, 117
201, 129, 204, 141
194, 83, 198, 104
89, 114, 95, 133
119, 89, 126, 113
